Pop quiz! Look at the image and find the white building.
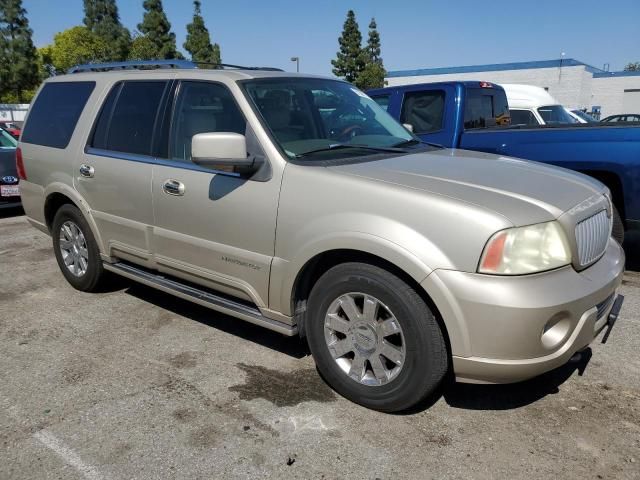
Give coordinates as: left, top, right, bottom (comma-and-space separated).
385, 59, 640, 119
0, 104, 29, 123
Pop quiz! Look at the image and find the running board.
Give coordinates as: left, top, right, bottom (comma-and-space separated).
103, 262, 297, 336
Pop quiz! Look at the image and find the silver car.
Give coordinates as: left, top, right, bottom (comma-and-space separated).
18, 61, 625, 411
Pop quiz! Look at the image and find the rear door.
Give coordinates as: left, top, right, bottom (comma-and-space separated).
77, 80, 170, 266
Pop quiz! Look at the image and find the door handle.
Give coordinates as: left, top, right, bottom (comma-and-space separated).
162, 179, 185, 196
79, 164, 95, 178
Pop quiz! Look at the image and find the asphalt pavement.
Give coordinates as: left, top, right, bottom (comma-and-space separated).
1, 208, 639, 480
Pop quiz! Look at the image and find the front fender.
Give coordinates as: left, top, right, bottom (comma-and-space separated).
269, 225, 452, 316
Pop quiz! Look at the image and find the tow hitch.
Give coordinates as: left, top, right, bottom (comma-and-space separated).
601, 294, 624, 344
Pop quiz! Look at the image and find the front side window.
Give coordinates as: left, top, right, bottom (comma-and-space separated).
21, 81, 95, 149
509, 109, 539, 126
242, 78, 413, 160
464, 88, 510, 129
400, 90, 445, 133
91, 81, 167, 156
537, 105, 577, 125
170, 81, 246, 162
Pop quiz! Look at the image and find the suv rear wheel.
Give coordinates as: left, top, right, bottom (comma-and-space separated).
306, 262, 448, 412
52, 204, 106, 292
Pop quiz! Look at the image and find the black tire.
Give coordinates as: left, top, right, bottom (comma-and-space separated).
306, 262, 448, 412
51, 204, 106, 292
612, 205, 625, 245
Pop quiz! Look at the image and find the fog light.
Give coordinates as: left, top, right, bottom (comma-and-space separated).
541, 314, 571, 349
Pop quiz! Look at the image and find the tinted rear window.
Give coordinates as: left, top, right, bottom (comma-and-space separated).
90, 81, 167, 156
21, 82, 95, 148
464, 87, 510, 129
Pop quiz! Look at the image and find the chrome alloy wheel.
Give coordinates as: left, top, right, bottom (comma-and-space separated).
59, 220, 89, 277
324, 293, 406, 386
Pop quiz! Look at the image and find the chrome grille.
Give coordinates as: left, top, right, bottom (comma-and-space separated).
575, 209, 611, 267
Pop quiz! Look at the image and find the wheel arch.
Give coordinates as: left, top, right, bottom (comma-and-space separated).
43, 184, 106, 254
287, 248, 452, 361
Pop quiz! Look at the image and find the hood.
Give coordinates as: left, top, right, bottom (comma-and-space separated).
0, 148, 17, 181
329, 148, 605, 226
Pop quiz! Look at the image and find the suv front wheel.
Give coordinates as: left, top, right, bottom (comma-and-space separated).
306, 262, 448, 412
52, 204, 106, 292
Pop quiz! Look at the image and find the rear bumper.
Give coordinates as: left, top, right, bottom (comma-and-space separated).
424, 238, 625, 384
0, 197, 21, 209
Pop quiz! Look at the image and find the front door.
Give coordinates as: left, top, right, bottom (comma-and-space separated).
151, 81, 281, 307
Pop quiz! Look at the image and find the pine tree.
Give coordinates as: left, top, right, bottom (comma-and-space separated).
137, 0, 181, 59
0, 0, 40, 102
365, 18, 382, 64
184, 0, 221, 66
331, 10, 365, 84
355, 18, 386, 90
83, 0, 131, 61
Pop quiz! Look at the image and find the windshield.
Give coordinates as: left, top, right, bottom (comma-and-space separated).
242, 78, 413, 159
537, 105, 578, 125
572, 110, 598, 123
0, 128, 17, 148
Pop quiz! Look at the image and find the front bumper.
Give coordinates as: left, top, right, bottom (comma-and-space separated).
423, 238, 625, 384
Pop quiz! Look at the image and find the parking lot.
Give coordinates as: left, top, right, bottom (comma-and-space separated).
1, 207, 639, 480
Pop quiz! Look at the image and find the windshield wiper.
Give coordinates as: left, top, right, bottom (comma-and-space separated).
295, 143, 409, 158
392, 139, 445, 149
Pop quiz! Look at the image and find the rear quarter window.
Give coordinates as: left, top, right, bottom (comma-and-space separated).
21, 82, 95, 149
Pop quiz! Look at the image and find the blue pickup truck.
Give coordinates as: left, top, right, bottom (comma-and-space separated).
368, 81, 640, 234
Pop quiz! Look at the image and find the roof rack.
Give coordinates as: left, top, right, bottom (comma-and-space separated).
68, 60, 284, 74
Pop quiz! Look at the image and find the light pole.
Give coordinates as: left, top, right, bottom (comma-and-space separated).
290, 56, 300, 73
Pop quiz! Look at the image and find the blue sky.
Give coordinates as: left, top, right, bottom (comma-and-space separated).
23, 0, 640, 75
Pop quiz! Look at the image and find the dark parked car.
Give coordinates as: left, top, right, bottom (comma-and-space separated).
0, 127, 20, 208
601, 114, 640, 123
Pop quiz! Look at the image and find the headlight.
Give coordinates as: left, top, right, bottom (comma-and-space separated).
478, 221, 572, 275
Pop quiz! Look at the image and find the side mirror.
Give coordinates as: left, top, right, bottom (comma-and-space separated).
402, 123, 414, 133
191, 132, 261, 175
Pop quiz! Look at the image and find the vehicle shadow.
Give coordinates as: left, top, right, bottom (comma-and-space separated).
441, 350, 591, 411
124, 281, 310, 360
0, 206, 24, 219
121, 279, 586, 412
396, 350, 591, 414
622, 230, 640, 272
